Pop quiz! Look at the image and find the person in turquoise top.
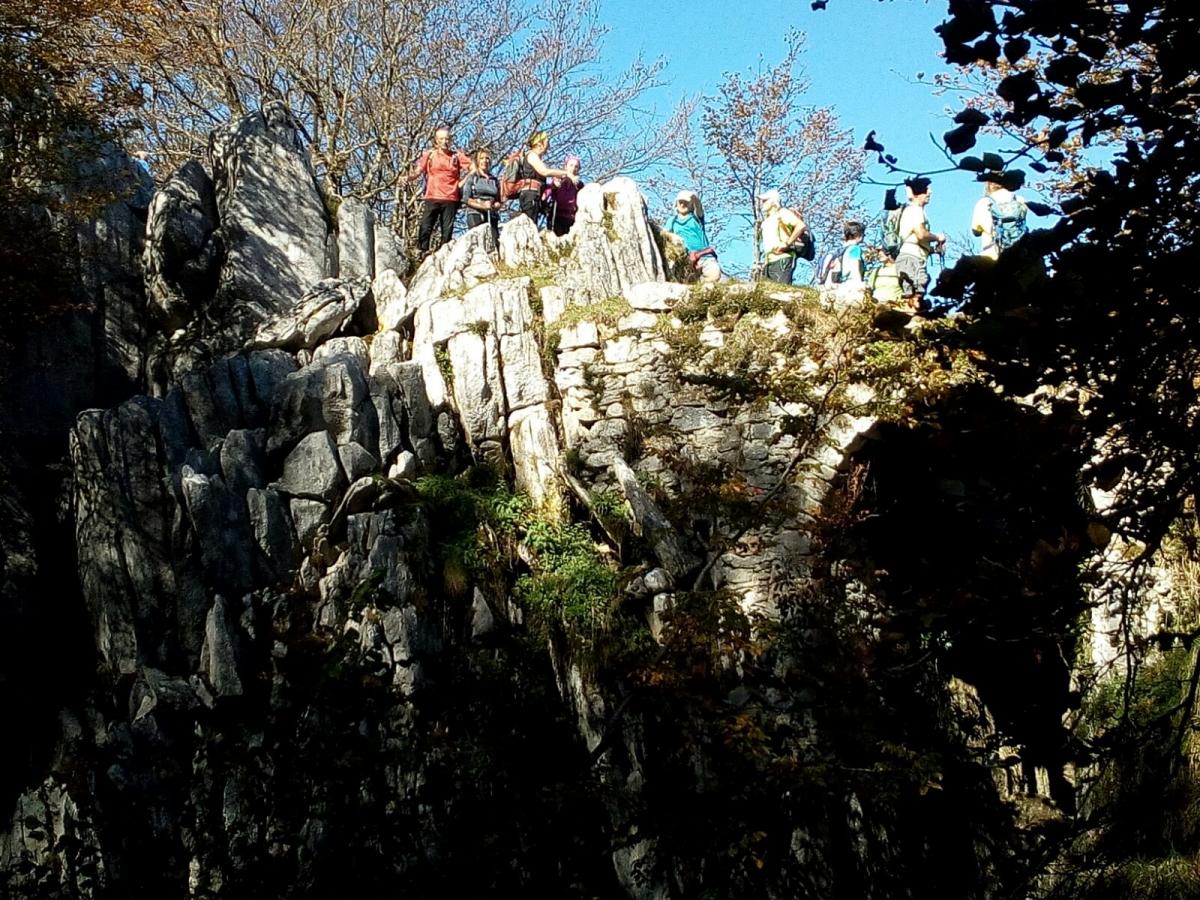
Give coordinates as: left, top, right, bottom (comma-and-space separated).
821, 220, 866, 285
665, 191, 721, 283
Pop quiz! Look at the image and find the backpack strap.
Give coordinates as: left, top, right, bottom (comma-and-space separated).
778, 210, 795, 243
988, 195, 1028, 218
778, 210, 806, 255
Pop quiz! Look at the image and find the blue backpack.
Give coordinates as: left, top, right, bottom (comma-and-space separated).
988, 196, 1028, 251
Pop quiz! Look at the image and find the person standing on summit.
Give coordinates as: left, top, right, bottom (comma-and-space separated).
758, 189, 810, 285
971, 171, 1029, 260
546, 155, 583, 236
515, 131, 579, 226
461, 147, 503, 252
896, 177, 946, 313
409, 126, 472, 257
665, 190, 721, 283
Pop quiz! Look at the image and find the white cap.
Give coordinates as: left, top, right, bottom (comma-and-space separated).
675, 190, 695, 205
758, 189, 781, 205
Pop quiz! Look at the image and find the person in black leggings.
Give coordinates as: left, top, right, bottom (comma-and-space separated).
408, 126, 470, 255
516, 131, 577, 227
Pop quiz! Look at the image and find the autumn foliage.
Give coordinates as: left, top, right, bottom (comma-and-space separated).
653, 30, 864, 272
0, 0, 158, 337
2, 0, 664, 263
122, 0, 663, 247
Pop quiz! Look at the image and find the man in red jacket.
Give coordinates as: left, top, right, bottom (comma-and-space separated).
410, 127, 472, 256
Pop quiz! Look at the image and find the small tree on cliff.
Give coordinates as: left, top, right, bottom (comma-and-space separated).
0, 0, 155, 189
654, 31, 864, 272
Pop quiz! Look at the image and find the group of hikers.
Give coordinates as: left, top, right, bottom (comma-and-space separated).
667, 172, 1030, 314
409, 126, 583, 255
410, 126, 1030, 314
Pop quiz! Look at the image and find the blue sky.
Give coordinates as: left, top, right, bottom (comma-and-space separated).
599, 0, 1038, 276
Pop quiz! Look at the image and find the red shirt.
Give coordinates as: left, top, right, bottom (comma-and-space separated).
418, 148, 471, 201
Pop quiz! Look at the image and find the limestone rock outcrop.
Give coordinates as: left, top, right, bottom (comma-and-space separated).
142, 105, 405, 393
0, 142, 154, 456
208, 101, 330, 328
144, 159, 222, 330
1, 108, 1074, 900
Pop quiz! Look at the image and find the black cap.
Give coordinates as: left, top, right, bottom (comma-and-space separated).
976, 170, 1024, 191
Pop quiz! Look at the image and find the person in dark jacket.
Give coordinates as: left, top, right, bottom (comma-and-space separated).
546, 155, 583, 236
461, 148, 503, 251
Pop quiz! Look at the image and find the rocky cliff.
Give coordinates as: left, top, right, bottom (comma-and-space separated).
0, 105, 1091, 898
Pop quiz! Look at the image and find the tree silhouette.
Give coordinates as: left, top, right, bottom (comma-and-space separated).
841, 0, 1200, 891
926, 0, 1200, 554
0, 0, 154, 340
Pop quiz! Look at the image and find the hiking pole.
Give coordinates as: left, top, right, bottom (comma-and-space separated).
929, 244, 948, 314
